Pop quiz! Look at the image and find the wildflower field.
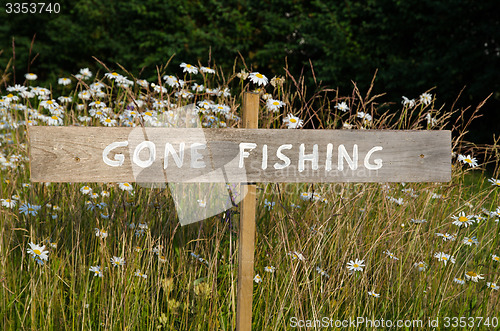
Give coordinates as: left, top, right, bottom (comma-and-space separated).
1, 58, 499, 330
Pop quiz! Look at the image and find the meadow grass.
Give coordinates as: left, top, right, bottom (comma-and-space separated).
0, 58, 499, 330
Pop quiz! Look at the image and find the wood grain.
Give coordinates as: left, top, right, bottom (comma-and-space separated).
29, 126, 451, 183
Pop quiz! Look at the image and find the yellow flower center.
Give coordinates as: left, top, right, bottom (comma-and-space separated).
494, 257, 500, 261
187, 64, 192, 68
273, 101, 279, 105
290, 118, 297, 123
7, 94, 13, 98
442, 257, 448, 260
256, 73, 263, 79
466, 271, 477, 277
47, 100, 53, 104
465, 159, 472, 163
353, 264, 359, 268
112, 72, 118, 76
34, 249, 41, 255
459, 216, 468, 223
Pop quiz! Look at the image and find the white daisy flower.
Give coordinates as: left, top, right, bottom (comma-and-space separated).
434, 252, 455, 265
368, 291, 380, 298
419, 93, 432, 106
118, 182, 134, 191
27, 242, 49, 261
110, 256, 125, 267
346, 258, 365, 272
248, 72, 268, 86
253, 274, 262, 283
488, 178, 500, 187
487, 282, 499, 290
89, 266, 103, 277
464, 271, 484, 282
25, 73, 38, 81
334, 101, 349, 112
180, 63, 198, 74
200, 66, 215, 74
451, 211, 475, 227
283, 114, 303, 129
58, 78, 71, 86
457, 154, 478, 168
264, 266, 276, 273
266, 99, 285, 112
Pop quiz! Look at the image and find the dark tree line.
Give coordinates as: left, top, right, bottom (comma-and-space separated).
1, 0, 499, 142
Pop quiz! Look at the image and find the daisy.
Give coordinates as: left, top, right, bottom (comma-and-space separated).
47, 115, 63, 126
453, 277, 465, 285
488, 178, 500, 187
266, 99, 285, 112
264, 266, 276, 273
402, 96, 416, 107
264, 199, 275, 210
27, 242, 49, 261
316, 266, 329, 278
118, 182, 133, 191
19, 203, 40, 216
95, 228, 108, 239
457, 154, 478, 168
105, 72, 123, 80
80, 185, 92, 195
253, 274, 262, 283
200, 66, 215, 74
1, 198, 16, 208
158, 255, 167, 263
346, 259, 365, 272
134, 269, 147, 279
451, 211, 475, 227
89, 266, 103, 277
414, 261, 427, 271
270, 76, 285, 87
383, 250, 399, 260
25, 73, 38, 80
101, 117, 117, 127
487, 282, 499, 290
464, 271, 484, 282
426, 113, 437, 126
110, 256, 125, 267
180, 63, 198, 74
283, 114, 303, 129
462, 236, 479, 246
248, 72, 268, 86
436, 233, 456, 241
288, 251, 305, 261
236, 70, 249, 80
492, 254, 500, 262
335, 102, 349, 112
58, 78, 71, 86
434, 252, 455, 266
299, 192, 312, 201
79, 68, 93, 79
368, 291, 380, 298
419, 93, 432, 106
357, 112, 372, 122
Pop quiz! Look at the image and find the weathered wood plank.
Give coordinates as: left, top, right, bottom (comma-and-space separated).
28, 126, 451, 183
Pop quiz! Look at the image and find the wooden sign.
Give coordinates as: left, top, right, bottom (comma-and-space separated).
29, 127, 451, 183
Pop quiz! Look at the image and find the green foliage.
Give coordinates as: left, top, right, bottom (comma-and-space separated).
0, 0, 499, 140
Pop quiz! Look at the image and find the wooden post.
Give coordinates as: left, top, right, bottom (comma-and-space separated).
236, 92, 259, 331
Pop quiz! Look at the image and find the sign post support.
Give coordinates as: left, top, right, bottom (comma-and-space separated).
236, 92, 259, 331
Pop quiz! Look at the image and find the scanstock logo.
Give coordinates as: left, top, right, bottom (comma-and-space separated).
128, 103, 247, 226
